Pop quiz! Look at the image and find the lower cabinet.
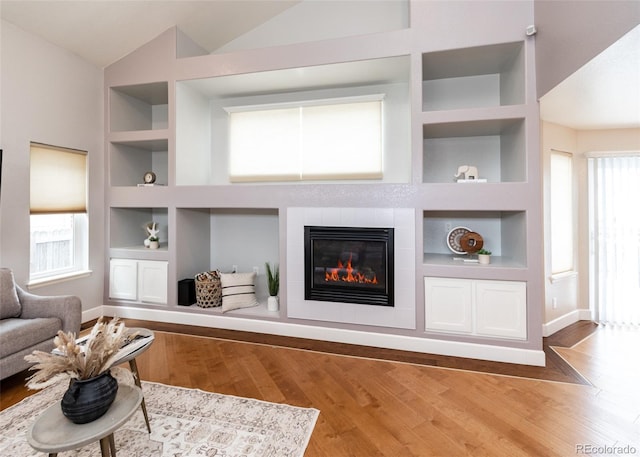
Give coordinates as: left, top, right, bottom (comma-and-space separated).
109, 259, 168, 304
424, 277, 527, 340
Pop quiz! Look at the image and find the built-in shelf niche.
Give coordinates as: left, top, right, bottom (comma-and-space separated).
110, 207, 169, 255
422, 42, 524, 112
110, 82, 169, 132
110, 139, 168, 187
422, 117, 526, 183
175, 208, 211, 282
175, 208, 280, 305
175, 56, 411, 185
423, 210, 527, 268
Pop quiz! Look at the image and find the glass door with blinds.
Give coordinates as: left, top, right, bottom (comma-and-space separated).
589, 154, 640, 325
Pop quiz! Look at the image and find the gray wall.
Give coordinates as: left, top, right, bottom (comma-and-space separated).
0, 20, 104, 315
535, 0, 640, 97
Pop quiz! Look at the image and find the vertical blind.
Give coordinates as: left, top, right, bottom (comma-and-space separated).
30, 143, 87, 214
590, 154, 640, 325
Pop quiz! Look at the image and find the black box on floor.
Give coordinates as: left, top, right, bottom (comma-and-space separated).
178, 278, 195, 306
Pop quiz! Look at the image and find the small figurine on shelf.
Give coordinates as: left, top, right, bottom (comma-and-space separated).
454, 165, 478, 181
454, 165, 487, 183
144, 222, 160, 248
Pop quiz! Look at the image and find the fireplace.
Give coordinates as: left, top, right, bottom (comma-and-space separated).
304, 226, 394, 306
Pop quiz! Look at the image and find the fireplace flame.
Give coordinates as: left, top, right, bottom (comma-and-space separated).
324, 253, 378, 284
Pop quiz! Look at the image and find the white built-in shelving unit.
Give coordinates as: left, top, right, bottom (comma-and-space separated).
419, 41, 531, 288
103, 2, 543, 365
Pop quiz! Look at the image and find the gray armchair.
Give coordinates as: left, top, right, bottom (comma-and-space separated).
0, 268, 81, 380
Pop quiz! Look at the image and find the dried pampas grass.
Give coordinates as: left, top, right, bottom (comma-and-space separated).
24, 317, 130, 390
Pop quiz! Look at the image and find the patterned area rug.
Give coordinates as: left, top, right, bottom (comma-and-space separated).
0, 381, 319, 456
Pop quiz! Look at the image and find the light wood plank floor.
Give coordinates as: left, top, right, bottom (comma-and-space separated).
1, 322, 638, 456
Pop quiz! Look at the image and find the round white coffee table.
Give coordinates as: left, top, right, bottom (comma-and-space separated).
27, 385, 142, 457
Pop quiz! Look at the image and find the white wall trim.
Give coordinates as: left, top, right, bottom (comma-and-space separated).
543, 309, 593, 337
548, 270, 578, 284
27, 269, 93, 290
82, 306, 106, 324
102, 305, 546, 366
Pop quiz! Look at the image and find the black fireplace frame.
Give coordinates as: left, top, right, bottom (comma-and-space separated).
304, 226, 394, 306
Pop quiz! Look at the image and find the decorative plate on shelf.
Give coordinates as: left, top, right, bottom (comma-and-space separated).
459, 231, 484, 253
446, 226, 471, 255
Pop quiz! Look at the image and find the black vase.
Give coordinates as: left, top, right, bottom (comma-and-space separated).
61, 370, 118, 424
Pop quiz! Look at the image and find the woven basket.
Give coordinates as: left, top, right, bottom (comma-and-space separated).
195, 270, 222, 308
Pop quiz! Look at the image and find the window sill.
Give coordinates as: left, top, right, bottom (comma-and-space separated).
28, 270, 93, 290
549, 270, 578, 284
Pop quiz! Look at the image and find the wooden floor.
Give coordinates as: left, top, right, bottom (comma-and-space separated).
2, 320, 638, 456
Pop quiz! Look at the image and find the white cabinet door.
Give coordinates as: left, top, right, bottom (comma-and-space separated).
424, 277, 527, 340
137, 260, 168, 304
424, 277, 473, 333
475, 280, 527, 339
109, 259, 138, 300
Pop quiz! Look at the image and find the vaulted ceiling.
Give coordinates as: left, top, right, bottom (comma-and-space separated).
0, 0, 299, 67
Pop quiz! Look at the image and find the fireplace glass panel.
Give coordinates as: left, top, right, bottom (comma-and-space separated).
304, 226, 394, 306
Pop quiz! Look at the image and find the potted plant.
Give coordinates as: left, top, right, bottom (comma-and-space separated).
148, 236, 159, 249
24, 317, 134, 423
477, 248, 492, 265
265, 262, 280, 312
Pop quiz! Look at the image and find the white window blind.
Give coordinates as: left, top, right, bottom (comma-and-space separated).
229, 107, 301, 181
30, 143, 87, 214
228, 96, 383, 182
550, 151, 574, 274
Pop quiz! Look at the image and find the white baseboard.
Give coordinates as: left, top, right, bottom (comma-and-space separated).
102, 305, 546, 367
82, 306, 105, 324
543, 309, 593, 337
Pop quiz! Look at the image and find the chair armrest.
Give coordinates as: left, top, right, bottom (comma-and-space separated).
16, 286, 82, 335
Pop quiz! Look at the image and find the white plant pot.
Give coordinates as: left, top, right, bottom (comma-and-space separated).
478, 254, 491, 265
149, 241, 159, 249
267, 296, 279, 312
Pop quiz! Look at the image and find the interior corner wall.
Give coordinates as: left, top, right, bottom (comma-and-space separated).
0, 20, 104, 314
576, 128, 640, 153
534, 0, 640, 98
541, 121, 580, 325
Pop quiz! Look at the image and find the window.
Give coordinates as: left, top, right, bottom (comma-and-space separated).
227, 95, 383, 182
30, 143, 88, 282
550, 151, 574, 274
